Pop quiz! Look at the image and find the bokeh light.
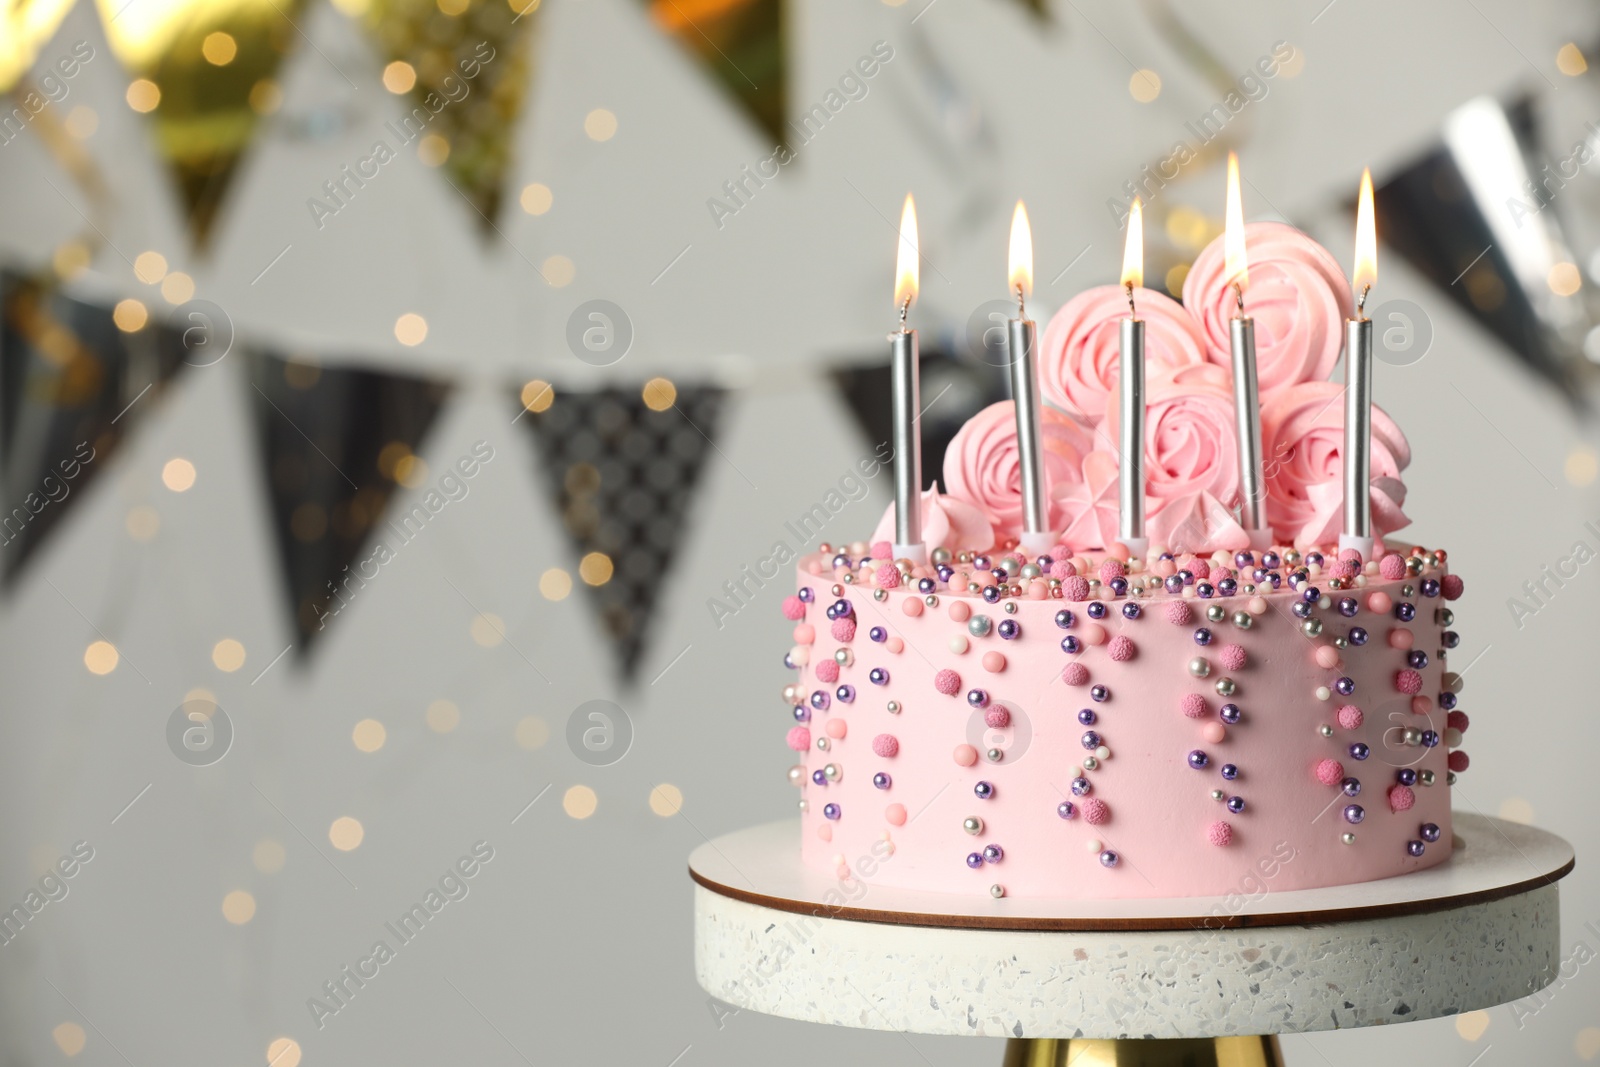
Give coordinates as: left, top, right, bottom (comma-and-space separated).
563, 785, 597, 819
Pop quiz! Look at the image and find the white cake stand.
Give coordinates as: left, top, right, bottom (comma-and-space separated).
690, 813, 1573, 1066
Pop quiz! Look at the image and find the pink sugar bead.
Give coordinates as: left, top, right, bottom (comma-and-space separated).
1337, 704, 1363, 730
1212, 566, 1235, 583
953, 744, 978, 766
1082, 798, 1110, 825
1152, 558, 1177, 577
1367, 591, 1392, 613
872, 733, 899, 757
885, 803, 906, 826
1061, 663, 1090, 686
1202, 722, 1226, 744
1411, 695, 1433, 715
794, 623, 816, 645
1165, 601, 1193, 626
934, 669, 961, 695
1388, 628, 1414, 650
949, 601, 972, 622
1050, 560, 1077, 580
982, 651, 1007, 673
1447, 710, 1470, 733
814, 659, 839, 683
886, 637, 904, 654
817, 824, 832, 842
1247, 596, 1268, 616
1190, 559, 1211, 579
1107, 635, 1135, 662
875, 563, 901, 589
1207, 820, 1233, 847
1442, 574, 1464, 600
902, 597, 923, 617
1379, 553, 1406, 580
1027, 581, 1049, 600
786, 727, 811, 751
1395, 668, 1423, 695
825, 719, 847, 739
1218, 644, 1246, 671
1062, 576, 1091, 601
1340, 548, 1363, 564
1081, 623, 1108, 646
1388, 784, 1416, 813
1315, 758, 1345, 786
984, 706, 1011, 728
1179, 693, 1208, 719
1448, 750, 1470, 772
806, 560, 823, 574
1314, 645, 1340, 669
832, 618, 857, 642
1099, 559, 1126, 584
782, 595, 806, 620
870, 541, 892, 559
1334, 559, 1360, 580
975, 570, 998, 587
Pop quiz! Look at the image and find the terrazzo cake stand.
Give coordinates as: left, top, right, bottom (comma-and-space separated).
691, 813, 1573, 1066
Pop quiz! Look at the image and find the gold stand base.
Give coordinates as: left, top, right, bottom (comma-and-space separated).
1003, 1035, 1285, 1066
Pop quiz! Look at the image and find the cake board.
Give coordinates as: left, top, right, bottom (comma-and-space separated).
690, 813, 1573, 1065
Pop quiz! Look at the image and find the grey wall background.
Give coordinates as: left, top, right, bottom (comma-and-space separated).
2, 0, 1599, 1064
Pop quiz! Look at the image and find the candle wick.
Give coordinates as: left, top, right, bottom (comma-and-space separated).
1015, 284, 1026, 318
1357, 283, 1371, 316
898, 296, 910, 330
1124, 281, 1136, 316
1233, 282, 1245, 314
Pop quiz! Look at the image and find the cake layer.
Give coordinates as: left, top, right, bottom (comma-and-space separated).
783, 546, 1464, 900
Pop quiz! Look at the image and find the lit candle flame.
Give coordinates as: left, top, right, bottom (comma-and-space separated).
895, 193, 919, 313
1225, 152, 1248, 298
1120, 197, 1143, 291
1008, 200, 1033, 304
1353, 168, 1377, 303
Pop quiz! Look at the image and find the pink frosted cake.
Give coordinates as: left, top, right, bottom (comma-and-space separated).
775, 222, 1472, 900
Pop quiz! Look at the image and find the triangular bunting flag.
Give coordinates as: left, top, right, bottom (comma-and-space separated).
642, 0, 786, 147
0, 270, 187, 581
247, 350, 449, 648
360, 0, 538, 227
92, 0, 309, 245
518, 380, 722, 680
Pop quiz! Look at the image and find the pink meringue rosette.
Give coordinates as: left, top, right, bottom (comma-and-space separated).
1182, 220, 1353, 400
1039, 285, 1208, 428
1103, 363, 1249, 555
871, 487, 996, 553
1053, 450, 1122, 552
1260, 381, 1411, 548
943, 400, 1093, 543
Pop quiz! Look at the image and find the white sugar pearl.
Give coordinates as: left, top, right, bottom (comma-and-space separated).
1315, 686, 1332, 701
1096, 746, 1110, 760
949, 634, 969, 654
1086, 838, 1102, 853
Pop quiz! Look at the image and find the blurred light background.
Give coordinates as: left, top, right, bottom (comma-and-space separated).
2, 0, 1599, 1063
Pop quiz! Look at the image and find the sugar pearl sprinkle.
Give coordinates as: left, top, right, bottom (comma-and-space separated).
778, 540, 1463, 892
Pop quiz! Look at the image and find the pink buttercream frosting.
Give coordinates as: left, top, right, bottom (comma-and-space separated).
1183, 221, 1354, 400
943, 400, 1093, 543
1039, 284, 1207, 427
871, 487, 997, 554
1260, 381, 1411, 549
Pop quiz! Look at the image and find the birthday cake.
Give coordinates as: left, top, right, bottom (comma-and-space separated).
776, 219, 1470, 901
